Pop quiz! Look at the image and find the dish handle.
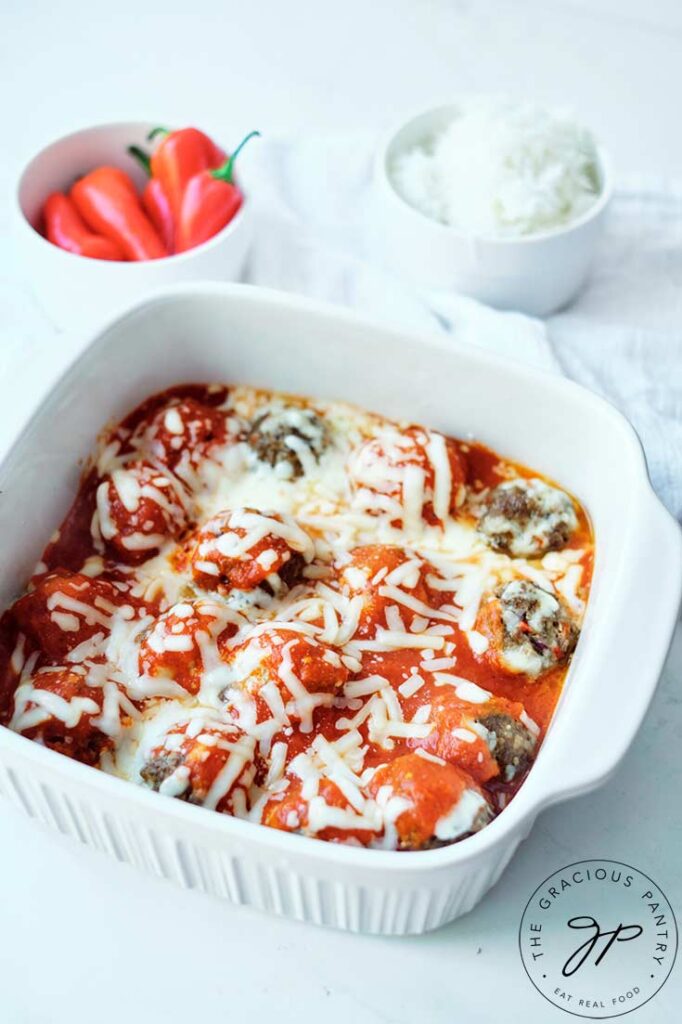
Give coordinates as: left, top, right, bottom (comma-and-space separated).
521, 489, 681, 809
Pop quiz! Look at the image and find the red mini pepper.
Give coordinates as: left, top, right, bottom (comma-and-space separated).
71, 166, 167, 261
128, 145, 175, 252
149, 126, 226, 223
175, 131, 260, 253
42, 193, 125, 260
143, 177, 174, 253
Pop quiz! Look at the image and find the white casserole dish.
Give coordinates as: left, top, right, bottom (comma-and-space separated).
0, 283, 679, 935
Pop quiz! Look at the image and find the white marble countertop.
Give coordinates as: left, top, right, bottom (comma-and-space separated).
1, 2, 680, 1021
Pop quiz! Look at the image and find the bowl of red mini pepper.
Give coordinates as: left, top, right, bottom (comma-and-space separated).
14, 121, 259, 330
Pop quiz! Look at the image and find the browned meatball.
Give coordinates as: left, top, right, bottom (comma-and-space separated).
477, 712, 536, 780
139, 720, 255, 812
478, 578, 579, 677
140, 749, 186, 792
367, 754, 492, 850
478, 478, 577, 558
246, 406, 330, 478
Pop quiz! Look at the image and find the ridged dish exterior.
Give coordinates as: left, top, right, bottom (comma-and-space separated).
0, 740, 526, 934
0, 285, 679, 937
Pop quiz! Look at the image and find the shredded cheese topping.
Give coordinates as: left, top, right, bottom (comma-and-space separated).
1, 384, 592, 851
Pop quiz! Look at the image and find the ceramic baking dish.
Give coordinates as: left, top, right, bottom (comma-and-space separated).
0, 284, 679, 935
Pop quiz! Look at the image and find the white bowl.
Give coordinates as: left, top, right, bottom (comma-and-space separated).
370, 104, 613, 317
12, 122, 254, 332
0, 284, 679, 935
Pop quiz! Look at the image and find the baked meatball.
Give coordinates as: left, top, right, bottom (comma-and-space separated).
134, 397, 229, 472
261, 776, 379, 846
246, 405, 330, 479
407, 690, 537, 783
95, 460, 189, 563
138, 598, 238, 695
190, 507, 314, 592
8, 667, 119, 765
368, 753, 491, 850
348, 426, 466, 528
140, 718, 255, 811
12, 570, 128, 663
476, 712, 536, 781
224, 626, 348, 731
477, 478, 577, 557
336, 544, 442, 639
477, 578, 579, 677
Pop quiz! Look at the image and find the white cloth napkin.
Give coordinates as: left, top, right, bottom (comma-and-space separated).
246, 137, 682, 521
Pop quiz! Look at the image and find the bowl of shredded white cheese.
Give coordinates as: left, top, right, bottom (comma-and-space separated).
371, 99, 612, 316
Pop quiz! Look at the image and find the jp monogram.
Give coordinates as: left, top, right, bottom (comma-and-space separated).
518, 860, 677, 1018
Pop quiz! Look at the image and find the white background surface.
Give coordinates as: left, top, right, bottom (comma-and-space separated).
1, 2, 681, 1022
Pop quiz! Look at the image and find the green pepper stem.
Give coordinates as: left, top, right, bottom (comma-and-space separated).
127, 145, 152, 176
147, 126, 169, 142
211, 131, 261, 184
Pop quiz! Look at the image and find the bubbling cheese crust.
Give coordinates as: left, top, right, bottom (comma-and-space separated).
0, 384, 593, 851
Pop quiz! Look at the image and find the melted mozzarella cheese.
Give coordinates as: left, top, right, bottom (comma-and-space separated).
434, 788, 488, 841
9, 383, 589, 852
